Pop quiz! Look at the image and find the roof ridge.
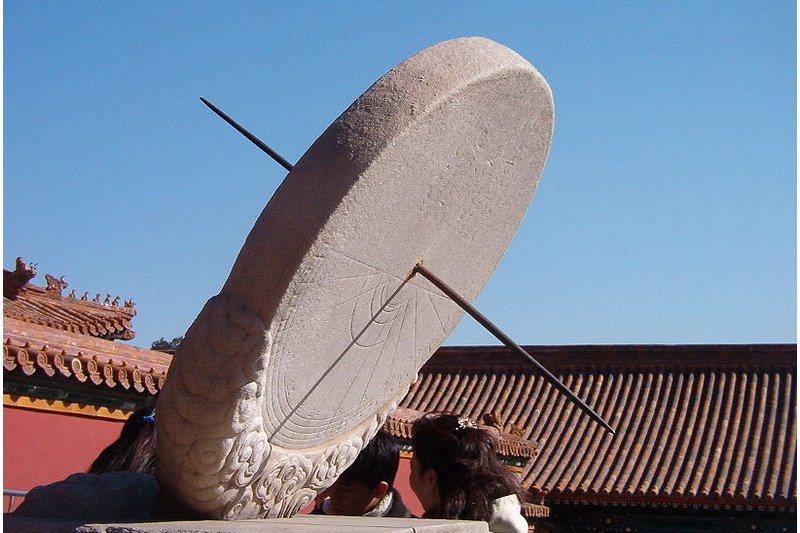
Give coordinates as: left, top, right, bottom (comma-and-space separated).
3, 258, 137, 340
429, 344, 797, 369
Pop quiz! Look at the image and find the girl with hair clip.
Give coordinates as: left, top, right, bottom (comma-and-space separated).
13, 403, 160, 520
410, 413, 529, 533
89, 404, 156, 474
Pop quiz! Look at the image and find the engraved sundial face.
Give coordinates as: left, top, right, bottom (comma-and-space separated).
260, 71, 554, 450
157, 36, 554, 519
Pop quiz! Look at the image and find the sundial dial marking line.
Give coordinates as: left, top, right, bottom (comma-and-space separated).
295, 271, 382, 284
413, 290, 419, 368
199, 97, 615, 437
333, 286, 410, 420
277, 269, 395, 336
268, 275, 411, 440
270, 269, 382, 425
380, 294, 414, 403
274, 254, 414, 435
334, 280, 387, 419
426, 292, 449, 334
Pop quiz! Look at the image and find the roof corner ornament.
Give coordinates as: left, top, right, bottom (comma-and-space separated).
3, 257, 38, 299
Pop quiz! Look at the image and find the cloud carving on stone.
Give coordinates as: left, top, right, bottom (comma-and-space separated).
158, 292, 393, 518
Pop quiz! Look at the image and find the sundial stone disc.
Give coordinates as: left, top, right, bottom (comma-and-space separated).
156, 36, 554, 519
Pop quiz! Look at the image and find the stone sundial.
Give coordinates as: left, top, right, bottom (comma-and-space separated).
156, 36, 558, 520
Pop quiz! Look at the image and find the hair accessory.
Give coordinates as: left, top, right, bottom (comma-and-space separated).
456, 415, 476, 431
142, 414, 155, 422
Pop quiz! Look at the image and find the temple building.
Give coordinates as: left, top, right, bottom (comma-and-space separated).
3, 258, 168, 511
3, 259, 796, 531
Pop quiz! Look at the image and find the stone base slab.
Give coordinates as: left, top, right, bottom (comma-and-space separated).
4, 515, 489, 533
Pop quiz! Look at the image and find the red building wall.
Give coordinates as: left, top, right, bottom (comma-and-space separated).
3, 405, 426, 517
395, 455, 424, 517
3, 406, 123, 511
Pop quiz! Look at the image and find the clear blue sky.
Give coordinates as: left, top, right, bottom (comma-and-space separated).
4, 2, 796, 348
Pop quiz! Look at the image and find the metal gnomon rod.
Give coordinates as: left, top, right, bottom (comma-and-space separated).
199, 97, 294, 172
200, 97, 616, 434
412, 264, 614, 434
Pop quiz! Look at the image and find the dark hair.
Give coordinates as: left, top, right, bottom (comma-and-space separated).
338, 430, 400, 490
411, 413, 521, 521
89, 404, 156, 474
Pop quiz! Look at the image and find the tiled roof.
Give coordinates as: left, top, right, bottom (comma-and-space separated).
4, 317, 170, 396
3, 262, 137, 341
400, 344, 796, 509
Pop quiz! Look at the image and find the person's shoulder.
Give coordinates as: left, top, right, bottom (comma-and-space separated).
14, 472, 159, 520
386, 488, 413, 518
488, 494, 528, 533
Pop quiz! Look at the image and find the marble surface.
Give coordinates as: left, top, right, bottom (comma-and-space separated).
4, 515, 490, 533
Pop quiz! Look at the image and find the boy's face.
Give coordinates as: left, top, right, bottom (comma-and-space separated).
328, 478, 387, 516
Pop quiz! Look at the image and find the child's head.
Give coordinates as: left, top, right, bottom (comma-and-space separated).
326, 430, 400, 516
410, 413, 521, 521
89, 404, 156, 475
